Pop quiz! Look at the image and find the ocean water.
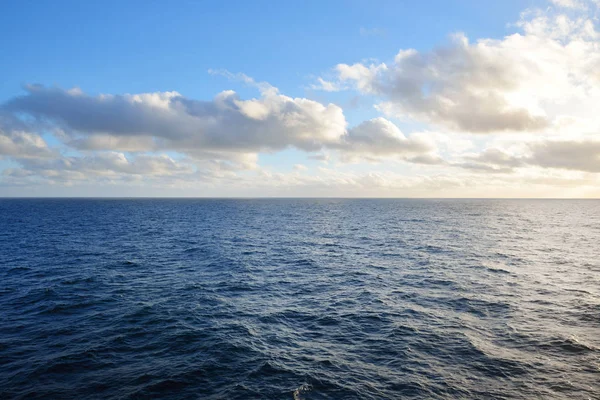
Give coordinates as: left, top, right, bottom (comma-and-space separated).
0, 199, 598, 399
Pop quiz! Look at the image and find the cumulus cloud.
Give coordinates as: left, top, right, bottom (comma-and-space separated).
0, 130, 54, 159
0, 80, 445, 189
331, 33, 554, 133
334, 117, 441, 163
315, 3, 600, 134
5, 84, 347, 153
3, 83, 439, 163
0, 114, 56, 159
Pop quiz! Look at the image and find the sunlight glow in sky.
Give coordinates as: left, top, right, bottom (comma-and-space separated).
1, 0, 600, 197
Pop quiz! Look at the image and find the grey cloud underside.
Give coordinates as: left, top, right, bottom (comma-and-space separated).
528, 140, 600, 172
457, 148, 526, 172
457, 141, 600, 173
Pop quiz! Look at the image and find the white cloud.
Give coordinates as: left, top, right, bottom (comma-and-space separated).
0, 114, 56, 159
0, 80, 445, 190
293, 164, 308, 171
3, 83, 440, 165
332, 33, 553, 133
0, 130, 54, 159
5, 84, 347, 154
335, 117, 441, 163
317, 5, 600, 135
549, 0, 587, 10
310, 77, 343, 92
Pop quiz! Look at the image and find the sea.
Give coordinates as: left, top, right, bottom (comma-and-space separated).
0, 199, 598, 399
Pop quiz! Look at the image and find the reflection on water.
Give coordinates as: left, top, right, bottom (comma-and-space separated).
0, 199, 598, 399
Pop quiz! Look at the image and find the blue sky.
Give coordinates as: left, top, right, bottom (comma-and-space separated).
1, 0, 535, 100
1, 0, 599, 197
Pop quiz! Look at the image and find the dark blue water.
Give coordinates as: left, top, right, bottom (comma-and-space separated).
0, 199, 598, 399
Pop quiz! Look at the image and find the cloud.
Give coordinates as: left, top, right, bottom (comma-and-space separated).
5, 84, 347, 154
11, 152, 193, 178
3, 84, 439, 164
307, 153, 329, 162
0, 114, 56, 159
293, 164, 308, 171
310, 77, 343, 92
1, 151, 210, 189
0, 130, 54, 159
332, 33, 552, 133
0, 80, 445, 190
528, 139, 600, 172
549, 0, 588, 10
456, 148, 526, 173
455, 139, 600, 173
334, 117, 441, 163
316, 4, 600, 134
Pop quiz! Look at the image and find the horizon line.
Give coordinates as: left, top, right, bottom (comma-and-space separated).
0, 197, 598, 200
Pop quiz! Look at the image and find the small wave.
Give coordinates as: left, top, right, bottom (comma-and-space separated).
183, 247, 206, 253
484, 266, 512, 275
61, 276, 95, 285
41, 300, 97, 315
389, 324, 419, 338
564, 288, 591, 295
314, 315, 340, 327
417, 244, 448, 254
7, 266, 31, 273
2, 199, 600, 399
259, 309, 314, 325
248, 361, 290, 378
447, 296, 512, 318
284, 258, 317, 267
142, 378, 189, 393
414, 277, 459, 289
542, 336, 598, 354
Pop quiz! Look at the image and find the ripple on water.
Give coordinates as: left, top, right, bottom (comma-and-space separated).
1, 199, 599, 399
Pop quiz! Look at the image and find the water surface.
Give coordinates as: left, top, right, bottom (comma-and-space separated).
0, 199, 598, 399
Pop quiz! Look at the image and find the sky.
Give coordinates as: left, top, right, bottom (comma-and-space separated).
1, 0, 600, 197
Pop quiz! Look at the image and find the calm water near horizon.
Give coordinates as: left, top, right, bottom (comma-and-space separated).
0, 199, 598, 399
